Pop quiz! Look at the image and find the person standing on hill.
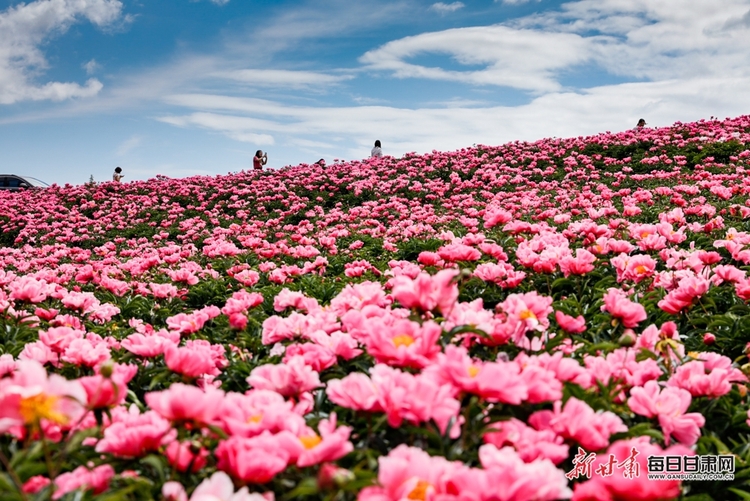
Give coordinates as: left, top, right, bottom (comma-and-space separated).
636, 119, 647, 129
253, 150, 268, 170
371, 140, 383, 158
112, 166, 124, 182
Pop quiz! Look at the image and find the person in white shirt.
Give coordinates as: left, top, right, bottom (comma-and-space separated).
112, 166, 124, 182
371, 140, 383, 158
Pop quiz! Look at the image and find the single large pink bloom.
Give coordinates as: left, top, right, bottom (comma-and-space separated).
218, 389, 306, 438
484, 418, 569, 465
190, 471, 268, 501
8, 276, 53, 303
478, 444, 573, 501
357, 444, 473, 501
0, 360, 86, 434
246, 356, 321, 397
165, 440, 209, 473
601, 288, 647, 328
53, 465, 114, 500
79, 363, 137, 408
215, 431, 302, 483
296, 413, 353, 467
121, 330, 179, 358
391, 269, 459, 315
145, 383, 224, 424
326, 372, 381, 412
283, 343, 337, 372
554, 311, 586, 333
437, 243, 482, 262
497, 291, 554, 344
529, 397, 627, 451
95, 408, 172, 458
363, 318, 442, 369
164, 343, 217, 378
667, 353, 747, 398
628, 381, 705, 446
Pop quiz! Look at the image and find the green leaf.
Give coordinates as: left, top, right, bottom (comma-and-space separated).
728, 488, 750, 500
282, 477, 319, 500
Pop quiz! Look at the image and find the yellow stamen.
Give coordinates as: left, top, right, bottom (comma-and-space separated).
634, 265, 649, 275
408, 480, 431, 500
393, 335, 415, 348
300, 435, 322, 449
467, 365, 481, 378
19, 393, 67, 426
519, 310, 536, 321
247, 414, 263, 424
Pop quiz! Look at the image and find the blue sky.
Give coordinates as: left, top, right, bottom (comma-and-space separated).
2, 0, 750, 185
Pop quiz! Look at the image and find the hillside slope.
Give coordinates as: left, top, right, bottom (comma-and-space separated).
1, 116, 750, 500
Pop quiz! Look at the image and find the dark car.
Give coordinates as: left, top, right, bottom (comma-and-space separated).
0, 175, 49, 190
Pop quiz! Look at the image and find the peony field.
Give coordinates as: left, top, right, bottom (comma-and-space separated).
3, 116, 750, 501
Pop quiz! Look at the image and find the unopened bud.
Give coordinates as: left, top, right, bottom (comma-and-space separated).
618, 331, 636, 347
703, 333, 716, 345
99, 361, 114, 378
318, 463, 355, 490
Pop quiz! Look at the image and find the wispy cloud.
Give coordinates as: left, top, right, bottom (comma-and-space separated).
360, 26, 592, 92
0, 0, 124, 104
161, 74, 750, 164
116, 134, 144, 155
429, 2, 465, 15
212, 69, 353, 88
83, 59, 101, 75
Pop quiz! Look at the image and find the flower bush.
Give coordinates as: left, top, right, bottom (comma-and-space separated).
2, 116, 750, 500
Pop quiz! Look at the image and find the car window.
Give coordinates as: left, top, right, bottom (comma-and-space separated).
23, 177, 49, 187
7, 177, 22, 188
0, 177, 7, 187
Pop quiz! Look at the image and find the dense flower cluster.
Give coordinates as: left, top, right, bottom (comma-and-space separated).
2, 116, 750, 500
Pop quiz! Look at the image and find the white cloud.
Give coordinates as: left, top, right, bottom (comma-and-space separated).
116, 134, 143, 155
156, 75, 750, 163
361, 0, 750, 93
360, 26, 592, 92
210, 0, 230, 4
429, 2, 465, 14
0, 0, 124, 104
212, 69, 353, 88
83, 59, 100, 75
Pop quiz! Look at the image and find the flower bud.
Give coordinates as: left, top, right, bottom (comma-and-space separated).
318, 463, 355, 490
618, 330, 636, 347
99, 361, 114, 378
703, 333, 716, 345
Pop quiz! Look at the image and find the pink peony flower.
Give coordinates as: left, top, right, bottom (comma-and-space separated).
627, 381, 705, 446
529, 397, 627, 451
165, 440, 209, 473
246, 356, 321, 397
53, 464, 114, 500
216, 431, 302, 483
95, 407, 172, 458
296, 413, 353, 467
555, 311, 586, 333
145, 383, 224, 424
363, 318, 442, 369
601, 288, 647, 328
0, 360, 86, 434
391, 269, 459, 315
484, 418, 569, 465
